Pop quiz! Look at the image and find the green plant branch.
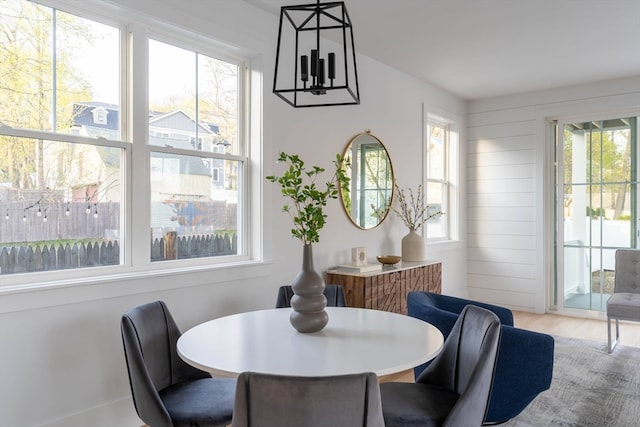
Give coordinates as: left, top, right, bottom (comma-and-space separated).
267, 152, 350, 245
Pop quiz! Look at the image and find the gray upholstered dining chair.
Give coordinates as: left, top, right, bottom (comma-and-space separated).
607, 249, 640, 352
380, 305, 502, 427
231, 371, 385, 427
275, 284, 347, 308
121, 300, 235, 427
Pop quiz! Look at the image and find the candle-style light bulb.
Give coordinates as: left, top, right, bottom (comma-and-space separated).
328, 52, 335, 82
300, 55, 309, 82
318, 58, 325, 86
310, 49, 318, 79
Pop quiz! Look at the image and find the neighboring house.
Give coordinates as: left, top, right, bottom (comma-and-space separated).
67, 102, 231, 232
70, 101, 228, 195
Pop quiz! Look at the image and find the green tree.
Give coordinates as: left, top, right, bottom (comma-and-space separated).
564, 121, 632, 220
0, 0, 93, 191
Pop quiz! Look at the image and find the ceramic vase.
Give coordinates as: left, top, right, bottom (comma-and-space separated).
401, 229, 426, 262
289, 243, 328, 333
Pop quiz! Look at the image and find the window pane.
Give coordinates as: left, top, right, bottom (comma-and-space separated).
426, 122, 446, 181
0, 0, 120, 136
425, 181, 445, 239
0, 135, 123, 275
425, 117, 450, 240
148, 39, 239, 155
150, 152, 240, 261
0, 0, 52, 130
198, 54, 239, 155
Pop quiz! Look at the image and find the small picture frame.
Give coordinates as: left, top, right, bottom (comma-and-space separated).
352, 247, 367, 266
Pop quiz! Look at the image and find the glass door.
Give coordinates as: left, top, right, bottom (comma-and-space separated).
556, 116, 638, 312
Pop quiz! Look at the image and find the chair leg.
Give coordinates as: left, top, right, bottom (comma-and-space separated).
608, 317, 620, 353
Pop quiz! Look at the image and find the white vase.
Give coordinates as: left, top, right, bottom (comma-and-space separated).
401, 229, 426, 261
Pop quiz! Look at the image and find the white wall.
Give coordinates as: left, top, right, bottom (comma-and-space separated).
467, 76, 640, 313
0, 1, 466, 426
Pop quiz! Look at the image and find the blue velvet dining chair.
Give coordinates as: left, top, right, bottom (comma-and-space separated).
121, 300, 235, 427
407, 291, 554, 424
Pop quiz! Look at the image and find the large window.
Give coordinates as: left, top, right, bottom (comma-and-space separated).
424, 115, 457, 241
0, 0, 252, 279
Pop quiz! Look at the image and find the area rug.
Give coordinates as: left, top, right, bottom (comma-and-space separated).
503, 336, 640, 427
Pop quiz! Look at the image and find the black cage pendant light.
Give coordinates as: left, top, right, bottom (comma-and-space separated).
273, 0, 360, 108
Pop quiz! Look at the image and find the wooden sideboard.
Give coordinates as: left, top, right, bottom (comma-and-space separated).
325, 261, 441, 315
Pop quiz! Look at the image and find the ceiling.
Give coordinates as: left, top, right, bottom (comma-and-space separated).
244, 0, 640, 100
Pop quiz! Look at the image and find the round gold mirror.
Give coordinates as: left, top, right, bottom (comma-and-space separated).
340, 131, 394, 229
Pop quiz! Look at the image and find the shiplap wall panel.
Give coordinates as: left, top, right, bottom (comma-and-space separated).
467, 285, 536, 311
468, 135, 533, 153
468, 164, 535, 180
467, 120, 536, 140
468, 149, 534, 167
468, 274, 537, 292
468, 220, 535, 236
470, 280, 532, 295
468, 178, 534, 194
468, 106, 537, 127
467, 234, 536, 250
468, 206, 535, 222
467, 109, 538, 311
468, 192, 534, 207
467, 248, 535, 265
468, 260, 536, 279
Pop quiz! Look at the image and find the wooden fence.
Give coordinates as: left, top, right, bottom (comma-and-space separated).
0, 233, 237, 275
1, 201, 120, 243
0, 241, 119, 275
151, 232, 237, 261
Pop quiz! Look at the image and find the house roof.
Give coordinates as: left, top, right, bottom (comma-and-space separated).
149, 110, 218, 135
72, 102, 213, 177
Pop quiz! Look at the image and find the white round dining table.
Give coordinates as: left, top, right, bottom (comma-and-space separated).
177, 307, 444, 378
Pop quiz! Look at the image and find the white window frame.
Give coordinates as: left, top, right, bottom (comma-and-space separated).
423, 110, 460, 243
0, 0, 262, 288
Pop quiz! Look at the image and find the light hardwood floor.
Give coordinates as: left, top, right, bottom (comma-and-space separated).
384, 310, 640, 384
513, 310, 640, 348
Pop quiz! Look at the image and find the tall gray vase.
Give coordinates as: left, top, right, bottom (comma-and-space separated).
290, 243, 328, 333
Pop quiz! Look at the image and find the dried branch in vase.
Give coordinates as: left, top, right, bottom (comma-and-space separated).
391, 183, 443, 231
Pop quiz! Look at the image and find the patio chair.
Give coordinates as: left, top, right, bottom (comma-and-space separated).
607, 249, 640, 352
